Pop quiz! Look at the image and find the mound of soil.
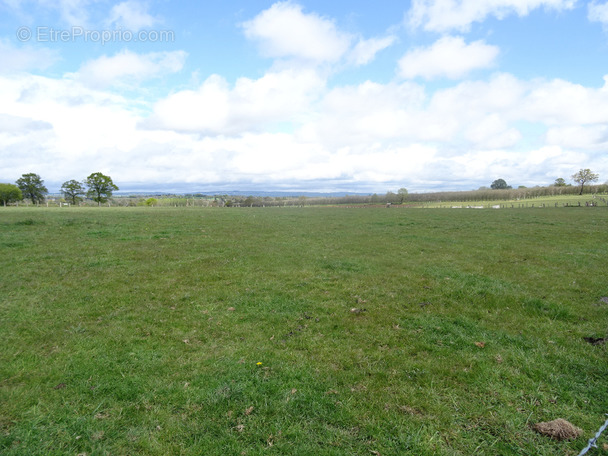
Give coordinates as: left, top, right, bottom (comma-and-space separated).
533, 419, 583, 441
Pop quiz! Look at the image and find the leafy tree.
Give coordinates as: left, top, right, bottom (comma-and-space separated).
571, 169, 599, 195
397, 188, 409, 204
16, 173, 48, 205
244, 196, 258, 207
144, 197, 158, 206
0, 183, 23, 206
554, 178, 567, 187
490, 179, 511, 190
60, 179, 86, 205
85, 172, 119, 205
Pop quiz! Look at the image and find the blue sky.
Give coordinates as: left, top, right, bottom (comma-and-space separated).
0, 0, 607, 193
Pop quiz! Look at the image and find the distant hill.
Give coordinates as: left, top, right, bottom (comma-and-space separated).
112, 190, 371, 198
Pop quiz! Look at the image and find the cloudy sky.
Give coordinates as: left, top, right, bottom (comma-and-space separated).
0, 0, 607, 193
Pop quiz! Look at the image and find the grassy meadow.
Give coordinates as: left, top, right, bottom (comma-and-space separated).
1, 206, 607, 455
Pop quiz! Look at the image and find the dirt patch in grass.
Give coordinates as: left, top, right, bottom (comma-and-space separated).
583, 336, 606, 346
533, 419, 583, 441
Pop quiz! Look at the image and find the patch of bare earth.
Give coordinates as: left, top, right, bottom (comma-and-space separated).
533, 419, 582, 441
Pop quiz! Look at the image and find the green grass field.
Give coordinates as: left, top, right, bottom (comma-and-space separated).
1, 207, 607, 455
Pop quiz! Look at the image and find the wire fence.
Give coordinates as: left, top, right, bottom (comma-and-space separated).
578, 415, 608, 456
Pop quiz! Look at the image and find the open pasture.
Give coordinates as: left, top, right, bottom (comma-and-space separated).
1, 207, 607, 455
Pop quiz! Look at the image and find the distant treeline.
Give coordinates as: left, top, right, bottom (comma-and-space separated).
406, 183, 608, 203
112, 183, 608, 207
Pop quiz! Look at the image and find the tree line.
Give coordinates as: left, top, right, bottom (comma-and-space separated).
0, 172, 118, 207
0, 168, 602, 207
490, 169, 599, 195
408, 170, 601, 203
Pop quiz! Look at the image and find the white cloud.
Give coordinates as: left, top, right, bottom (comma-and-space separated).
588, 1, 608, 24
447, 145, 589, 186
408, 0, 576, 32
4, 0, 157, 29
464, 114, 522, 148
106, 0, 159, 30
546, 125, 608, 149
349, 35, 397, 66
0, 74, 144, 181
302, 72, 608, 157
36, 0, 92, 26
145, 68, 325, 134
520, 146, 588, 182
0, 39, 59, 73
2, 67, 608, 192
301, 80, 429, 147
3, 2, 608, 193
241, 1, 352, 63
427, 73, 525, 116
146, 75, 230, 133
75, 50, 187, 88
301, 75, 525, 151
522, 77, 608, 124
398, 36, 499, 80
